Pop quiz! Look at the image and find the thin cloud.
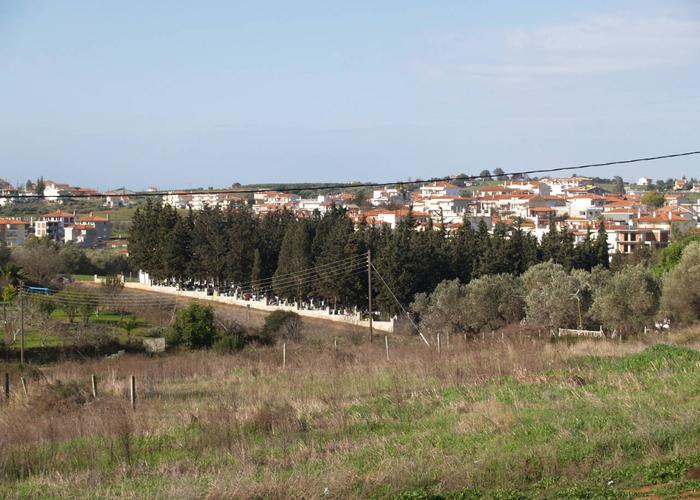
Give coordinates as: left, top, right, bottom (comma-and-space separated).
415, 13, 700, 82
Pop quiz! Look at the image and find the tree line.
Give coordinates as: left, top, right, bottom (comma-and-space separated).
128, 200, 610, 316
414, 237, 700, 337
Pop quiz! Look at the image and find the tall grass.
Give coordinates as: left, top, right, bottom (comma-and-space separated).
1, 326, 700, 498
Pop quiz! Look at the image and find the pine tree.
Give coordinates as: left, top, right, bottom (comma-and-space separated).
375, 220, 415, 315
35, 177, 46, 196
573, 230, 595, 271
595, 221, 610, 268
250, 249, 262, 294
128, 199, 163, 277
449, 217, 477, 283
314, 210, 365, 308
159, 205, 188, 281
505, 220, 539, 275
540, 219, 560, 263
191, 206, 229, 286
273, 220, 313, 302
472, 219, 491, 278
226, 207, 258, 284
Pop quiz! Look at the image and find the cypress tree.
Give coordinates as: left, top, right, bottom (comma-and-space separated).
273, 220, 313, 302
449, 217, 477, 283
250, 249, 262, 294
595, 221, 610, 268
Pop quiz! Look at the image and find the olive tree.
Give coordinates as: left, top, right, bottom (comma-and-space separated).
590, 264, 660, 335
463, 274, 524, 333
411, 279, 468, 336
660, 242, 700, 325
522, 261, 580, 331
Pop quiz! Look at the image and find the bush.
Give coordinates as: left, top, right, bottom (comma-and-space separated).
660, 242, 700, 325
213, 334, 247, 354
262, 310, 303, 343
463, 274, 524, 333
654, 234, 700, 276
213, 320, 249, 353
168, 303, 216, 349
411, 279, 468, 336
590, 264, 660, 335
523, 261, 582, 330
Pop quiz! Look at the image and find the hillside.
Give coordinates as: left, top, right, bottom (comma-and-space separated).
3, 328, 700, 498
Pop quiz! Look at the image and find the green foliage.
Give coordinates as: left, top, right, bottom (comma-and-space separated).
213, 332, 248, 354
609, 175, 625, 195
590, 265, 660, 334
167, 303, 216, 349
582, 344, 700, 372
11, 242, 64, 285
262, 310, 303, 343
540, 220, 576, 270
522, 262, 581, 330
411, 279, 468, 336
463, 274, 524, 332
34, 177, 45, 196
660, 242, 700, 325
654, 234, 700, 276
118, 316, 140, 343
641, 190, 665, 209
54, 286, 97, 324
273, 220, 313, 301
129, 199, 611, 317
2, 283, 17, 304
213, 319, 250, 353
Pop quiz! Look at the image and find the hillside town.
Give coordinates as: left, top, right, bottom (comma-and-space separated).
1, 175, 700, 257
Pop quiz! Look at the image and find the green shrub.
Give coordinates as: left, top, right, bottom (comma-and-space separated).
213, 333, 247, 354
262, 310, 303, 343
654, 234, 700, 276
590, 264, 659, 335
213, 320, 249, 353
463, 274, 524, 333
168, 303, 216, 349
660, 242, 700, 325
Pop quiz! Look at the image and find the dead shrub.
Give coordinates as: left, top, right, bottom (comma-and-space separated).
248, 401, 306, 435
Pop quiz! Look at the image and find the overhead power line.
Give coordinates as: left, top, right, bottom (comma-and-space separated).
8, 150, 700, 200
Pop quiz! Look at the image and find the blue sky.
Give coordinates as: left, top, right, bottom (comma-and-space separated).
0, 0, 698, 190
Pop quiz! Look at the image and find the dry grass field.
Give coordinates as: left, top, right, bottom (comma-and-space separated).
3, 325, 700, 498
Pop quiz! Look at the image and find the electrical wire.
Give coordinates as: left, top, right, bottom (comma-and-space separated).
370, 263, 430, 346
6, 150, 699, 200
17, 254, 370, 307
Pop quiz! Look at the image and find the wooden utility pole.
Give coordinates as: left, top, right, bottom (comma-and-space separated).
19, 282, 25, 366
367, 250, 373, 343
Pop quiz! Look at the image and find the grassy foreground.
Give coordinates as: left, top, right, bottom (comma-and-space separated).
2, 330, 700, 498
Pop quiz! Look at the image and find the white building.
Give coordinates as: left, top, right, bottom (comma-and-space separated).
43, 182, 71, 202
103, 188, 135, 208
637, 176, 652, 187
370, 188, 406, 207
566, 195, 607, 220
419, 182, 461, 199
162, 191, 193, 209
541, 176, 591, 196
34, 211, 76, 240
